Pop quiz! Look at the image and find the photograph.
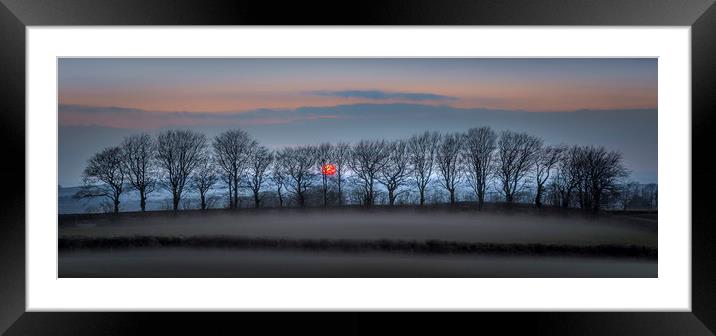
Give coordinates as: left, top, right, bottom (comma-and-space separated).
57, 58, 658, 278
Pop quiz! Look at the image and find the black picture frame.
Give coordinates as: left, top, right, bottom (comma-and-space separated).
1, 0, 715, 334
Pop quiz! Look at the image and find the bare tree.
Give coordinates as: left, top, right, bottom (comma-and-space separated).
350, 140, 390, 207
462, 127, 497, 210
533, 144, 565, 208
314, 143, 333, 207
572, 148, 595, 210
556, 145, 628, 212
271, 150, 288, 207
580, 146, 628, 212
191, 155, 218, 210
78, 146, 126, 214
74, 125, 640, 212
377, 140, 412, 206
332, 142, 351, 206
220, 172, 233, 209
408, 131, 440, 206
496, 130, 542, 204
641, 183, 658, 209
156, 130, 207, 211
550, 146, 583, 208
246, 146, 273, 208
618, 181, 640, 210
281, 146, 316, 207
436, 132, 463, 205
213, 129, 256, 209
120, 134, 156, 212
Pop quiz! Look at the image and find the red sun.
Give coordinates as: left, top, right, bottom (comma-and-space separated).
321, 163, 337, 176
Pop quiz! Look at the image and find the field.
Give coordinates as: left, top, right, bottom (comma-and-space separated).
58, 207, 657, 278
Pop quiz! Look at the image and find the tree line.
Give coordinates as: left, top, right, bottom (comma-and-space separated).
78, 127, 649, 214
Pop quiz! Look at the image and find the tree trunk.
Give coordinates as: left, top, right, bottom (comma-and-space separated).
534, 185, 543, 208
113, 199, 120, 214
277, 189, 283, 208
200, 193, 207, 210
322, 175, 328, 207
592, 191, 601, 213
139, 190, 146, 212
449, 189, 456, 205
562, 190, 571, 208
298, 191, 305, 207
337, 180, 343, 206
388, 189, 395, 206
254, 191, 261, 208
227, 183, 233, 209
172, 192, 180, 211
419, 189, 425, 206
233, 179, 239, 209
583, 191, 592, 211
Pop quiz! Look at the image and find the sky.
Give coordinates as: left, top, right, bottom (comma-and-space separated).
58, 58, 658, 186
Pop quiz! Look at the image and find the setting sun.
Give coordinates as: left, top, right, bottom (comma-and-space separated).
321, 163, 337, 176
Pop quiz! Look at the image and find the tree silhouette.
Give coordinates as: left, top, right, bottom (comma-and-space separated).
271, 150, 288, 208
246, 145, 273, 208
579, 146, 628, 212
213, 129, 256, 209
408, 131, 440, 206
121, 134, 156, 212
314, 143, 333, 207
533, 144, 564, 208
332, 142, 351, 206
436, 132, 463, 205
156, 130, 207, 211
618, 181, 640, 210
78, 127, 641, 213
281, 146, 316, 207
350, 140, 390, 207
462, 127, 497, 210
496, 130, 542, 204
79, 146, 126, 214
377, 140, 412, 206
191, 154, 218, 210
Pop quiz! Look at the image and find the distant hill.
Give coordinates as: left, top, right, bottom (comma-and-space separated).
58, 185, 174, 214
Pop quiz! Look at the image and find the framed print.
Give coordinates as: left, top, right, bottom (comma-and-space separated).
54, 57, 661, 279
1, 0, 715, 334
